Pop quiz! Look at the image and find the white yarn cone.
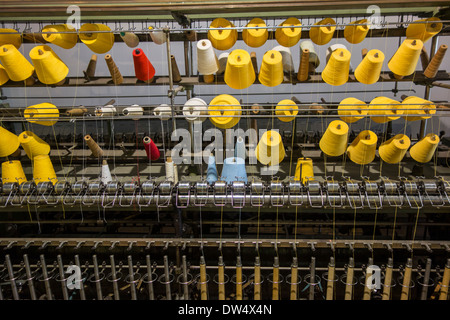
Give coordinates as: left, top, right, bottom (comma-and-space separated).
235, 136, 246, 160
101, 160, 112, 184
300, 40, 320, 68
149, 26, 167, 45
183, 98, 208, 123
122, 104, 144, 120
327, 44, 353, 71
120, 32, 139, 48
154, 104, 172, 120
197, 39, 219, 75
273, 45, 295, 73
217, 52, 229, 75
95, 105, 116, 117
165, 157, 177, 182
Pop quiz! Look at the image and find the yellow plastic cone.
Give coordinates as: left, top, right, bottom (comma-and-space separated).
338, 97, 368, 123
1, 160, 27, 184
0, 44, 34, 82
256, 130, 285, 166
258, 50, 283, 87
24, 102, 59, 126
388, 39, 423, 77
402, 96, 436, 121
243, 18, 268, 48
29, 45, 69, 85
33, 154, 57, 185
42, 24, 78, 49
410, 133, 440, 163
344, 19, 370, 44
0, 28, 22, 49
310, 18, 336, 45
354, 49, 385, 85
0, 63, 9, 86
224, 49, 255, 90
276, 99, 298, 122
18, 131, 51, 159
294, 158, 314, 184
379, 134, 411, 164
208, 18, 237, 50
406, 17, 442, 43
321, 48, 351, 86
208, 94, 242, 129
0, 126, 20, 157
319, 120, 349, 157
79, 23, 114, 54
275, 17, 302, 47
347, 130, 378, 165
368, 96, 403, 124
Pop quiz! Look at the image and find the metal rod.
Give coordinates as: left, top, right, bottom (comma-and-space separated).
145, 255, 155, 300
23, 254, 37, 300
57, 255, 69, 300
40, 254, 53, 300
5, 254, 19, 300
254, 256, 261, 300
236, 256, 243, 300
363, 257, 374, 300
345, 257, 355, 300
401, 258, 413, 300
164, 255, 171, 300
127, 255, 137, 300
272, 256, 280, 300
218, 256, 225, 300
110, 255, 120, 300
420, 258, 432, 300
309, 256, 316, 300
439, 259, 450, 300
200, 256, 207, 300
382, 258, 393, 300
92, 255, 103, 300
165, 28, 176, 133
74, 255, 85, 300
290, 257, 298, 300
326, 257, 335, 300
182, 255, 189, 300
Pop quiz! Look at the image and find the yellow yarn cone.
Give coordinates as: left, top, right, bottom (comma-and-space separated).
0, 63, 9, 86
208, 18, 237, 50
321, 48, 351, 86
79, 23, 114, 54
276, 99, 298, 122
347, 130, 378, 165
0, 28, 21, 49
406, 17, 442, 43
369, 96, 403, 124
388, 39, 423, 77
258, 50, 283, 87
354, 49, 385, 84
319, 120, 349, 157
0, 126, 20, 157
1, 160, 27, 184
42, 24, 78, 49
29, 45, 69, 85
410, 133, 440, 163
256, 130, 285, 166
208, 94, 242, 129
224, 49, 255, 90
310, 18, 336, 45
33, 154, 57, 185
24, 103, 59, 126
294, 158, 314, 184
243, 18, 268, 48
379, 134, 411, 164
402, 96, 436, 121
18, 131, 50, 159
344, 19, 370, 44
0, 44, 34, 82
275, 17, 302, 47
338, 97, 368, 123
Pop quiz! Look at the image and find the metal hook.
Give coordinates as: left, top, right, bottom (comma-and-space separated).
422, 243, 433, 253
345, 242, 354, 253
403, 243, 412, 252
91, 241, 102, 251
328, 241, 335, 253
74, 241, 85, 250
384, 243, 393, 253
56, 241, 67, 250
307, 241, 317, 252
39, 241, 51, 250
21, 241, 34, 250
127, 241, 136, 251
145, 241, 154, 250
365, 243, 373, 253
3, 241, 17, 250
109, 241, 119, 251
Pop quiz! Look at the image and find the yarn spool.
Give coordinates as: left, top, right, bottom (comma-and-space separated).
297, 48, 310, 81
84, 134, 104, 158
105, 54, 123, 85
0, 63, 9, 86
235, 136, 246, 160
0, 126, 20, 157
206, 155, 218, 184
379, 134, 411, 164
424, 44, 447, 79
221, 157, 248, 183
217, 52, 229, 75
388, 39, 423, 77
273, 46, 294, 73
0, 28, 21, 49
276, 99, 298, 122
101, 160, 113, 184
33, 154, 57, 185
148, 26, 167, 45
402, 96, 436, 121
120, 31, 139, 48
338, 97, 368, 123
84, 54, 97, 79
410, 133, 440, 163
208, 94, 241, 129
354, 49, 385, 85
256, 130, 285, 166
29, 45, 69, 85
171, 55, 181, 82
319, 120, 349, 157
208, 18, 237, 50
66, 106, 88, 117
133, 48, 156, 83
344, 19, 370, 44
165, 157, 178, 183
406, 17, 442, 43
368, 96, 403, 124
42, 24, 77, 49
258, 50, 283, 87
347, 130, 378, 165
153, 104, 172, 120
79, 23, 114, 54
300, 41, 320, 68
18, 131, 50, 159
143, 136, 160, 161
183, 98, 208, 123
321, 48, 351, 86
197, 40, 219, 83
24, 103, 59, 126
1, 160, 27, 184
224, 49, 255, 90
0, 44, 34, 82
275, 17, 302, 47
95, 105, 116, 117
294, 158, 314, 184
310, 18, 336, 45
243, 18, 268, 48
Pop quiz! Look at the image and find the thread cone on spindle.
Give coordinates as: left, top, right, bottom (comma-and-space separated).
1, 160, 27, 184
321, 48, 351, 86
132, 48, 156, 83
84, 134, 104, 158
310, 18, 336, 45
221, 157, 247, 183
66, 106, 88, 117
148, 26, 167, 45
319, 120, 349, 157
388, 39, 423, 77
275, 17, 302, 47
276, 99, 298, 122
101, 160, 112, 184
0, 63, 9, 86
368, 96, 403, 123
300, 41, 320, 68
208, 18, 237, 50
294, 158, 314, 184
197, 39, 219, 82
217, 52, 229, 75
0, 28, 21, 49
170, 55, 181, 82
424, 44, 447, 79
24, 103, 59, 126
344, 19, 370, 44
242, 18, 268, 48
273, 46, 294, 74
0, 126, 20, 157
42, 24, 77, 49
120, 31, 139, 48
259, 50, 283, 87
406, 17, 442, 43
410, 133, 440, 163
153, 104, 172, 120
183, 98, 208, 123
338, 98, 367, 123
208, 94, 242, 129
224, 49, 255, 90
79, 23, 114, 54
29, 45, 69, 85
33, 154, 57, 185
84, 54, 97, 79
143, 136, 160, 161
0, 44, 34, 82
355, 49, 385, 85
104, 54, 123, 85
206, 155, 218, 184
256, 130, 285, 166
165, 157, 177, 183
379, 134, 411, 164
347, 130, 378, 165
402, 96, 436, 121
297, 48, 310, 81
18, 131, 50, 160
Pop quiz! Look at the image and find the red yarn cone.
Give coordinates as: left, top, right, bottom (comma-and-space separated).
133, 48, 155, 82
143, 136, 160, 161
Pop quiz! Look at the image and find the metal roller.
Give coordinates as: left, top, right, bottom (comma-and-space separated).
344, 180, 360, 194
381, 179, 399, 195
54, 181, 70, 195
401, 180, 418, 194
157, 181, 173, 207
36, 181, 53, 194
194, 181, 208, 206
72, 180, 88, 194
123, 181, 138, 194
19, 181, 36, 195
2, 182, 17, 195
213, 181, 227, 206
288, 180, 303, 206
250, 181, 265, 206
176, 181, 191, 208
420, 179, 438, 193
325, 180, 341, 193
105, 181, 122, 193
363, 180, 379, 194
141, 180, 156, 194
270, 181, 284, 206
307, 180, 322, 193
231, 181, 246, 208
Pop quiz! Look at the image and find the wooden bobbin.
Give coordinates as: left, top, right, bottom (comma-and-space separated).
66, 106, 88, 117
104, 54, 123, 85
297, 48, 310, 81
170, 55, 181, 82
420, 47, 430, 72
203, 74, 214, 83
84, 134, 104, 158
84, 54, 97, 79
361, 48, 368, 59
250, 51, 258, 76
424, 44, 448, 79
185, 30, 197, 41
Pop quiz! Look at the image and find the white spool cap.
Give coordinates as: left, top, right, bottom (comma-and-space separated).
273, 45, 295, 73
154, 104, 172, 120
183, 98, 208, 123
